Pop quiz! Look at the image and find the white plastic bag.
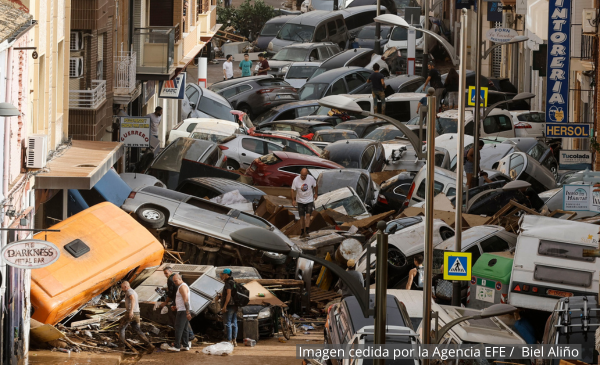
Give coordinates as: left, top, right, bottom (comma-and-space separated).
210, 190, 248, 205
202, 341, 234, 356
161, 306, 169, 315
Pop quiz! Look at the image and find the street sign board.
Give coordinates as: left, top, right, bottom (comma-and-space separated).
485, 28, 518, 43
158, 72, 186, 99
119, 117, 151, 147
467, 86, 488, 107
545, 0, 570, 124
516, 0, 527, 14
545, 123, 590, 138
1, 239, 60, 269
443, 252, 472, 281
562, 184, 600, 212
559, 150, 593, 170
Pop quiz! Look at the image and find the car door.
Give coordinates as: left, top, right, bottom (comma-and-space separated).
172, 198, 230, 235
481, 114, 514, 138
229, 84, 252, 109
326, 78, 348, 96
360, 145, 375, 171
220, 86, 239, 107
317, 46, 331, 60
239, 137, 267, 167
182, 85, 201, 118
344, 72, 366, 94
327, 20, 338, 44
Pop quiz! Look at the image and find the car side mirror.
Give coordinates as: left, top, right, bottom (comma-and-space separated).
190, 103, 196, 109
388, 226, 397, 234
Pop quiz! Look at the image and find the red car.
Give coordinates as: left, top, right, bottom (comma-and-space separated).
247, 151, 344, 187
249, 131, 322, 157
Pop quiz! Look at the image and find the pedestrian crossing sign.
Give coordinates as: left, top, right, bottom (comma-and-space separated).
443, 252, 472, 281
467, 86, 488, 107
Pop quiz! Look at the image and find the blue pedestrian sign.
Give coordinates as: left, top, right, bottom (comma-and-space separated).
443, 252, 472, 281
467, 86, 488, 107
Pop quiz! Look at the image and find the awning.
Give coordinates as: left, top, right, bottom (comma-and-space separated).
35, 141, 124, 190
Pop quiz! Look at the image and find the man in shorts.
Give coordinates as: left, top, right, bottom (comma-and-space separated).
291, 168, 318, 238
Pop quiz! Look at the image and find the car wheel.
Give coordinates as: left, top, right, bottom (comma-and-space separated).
227, 159, 240, 171
387, 246, 407, 272
137, 206, 166, 229
264, 251, 287, 265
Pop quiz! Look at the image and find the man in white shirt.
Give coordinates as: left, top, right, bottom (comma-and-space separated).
291, 168, 318, 238
223, 54, 234, 80
147, 106, 162, 152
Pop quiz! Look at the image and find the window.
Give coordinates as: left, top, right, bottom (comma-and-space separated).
299, 83, 328, 101
242, 138, 265, 154
483, 115, 512, 134
328, 45, 341, 55
357, 175, 368, 201
309, 49, 319, 61
508, 154, 525, 179
446, 187, 456, 197
327, 21, 337, 36
538, 240, 595, 262
357, 101, 371, 111
527, 143, 546, 161
434, 152, 445, 167
221, 87, 237, 98
360, 146, 375, 169
267, 142, 283, 153
314, 25, 327, 42
363, 124, 383, 137
197, 96, 236, 122
178, 182, 218, 199
465, 244, 482, 264
534, 265, 593, 287
273, 123, 292, 131
336, 19, 346, 33
297, 106, 318, 117
277, 109, 296, 120
464, 121, 474, 136
202, 148, 221, 166
399, 81, 422, 93
479, 235, 510, 253
288, 141, 313, 155
280, 165, 304, 174
393, 183, 411, 197
185, 123, 198, 133
330, 79, 347, 95
416, 180, 444, 199
348, 53, 373, 68
385, 101, 412, 122
238, 84, 252, 93
345, 73, 364, 92
317, 47, 331, 60
186, 86, 200, 106
258, 79, 290, 87
277, 24, 315, 42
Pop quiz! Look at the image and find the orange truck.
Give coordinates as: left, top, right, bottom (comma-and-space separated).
31, 202, 164, 325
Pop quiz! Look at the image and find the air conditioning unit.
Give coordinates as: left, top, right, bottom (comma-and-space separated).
26, 134, 48, 169
583, 9, 598, 34
69, 57, 83, 78
70, 31, 83, 51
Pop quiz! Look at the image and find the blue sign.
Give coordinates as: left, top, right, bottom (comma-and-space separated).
158, 72, 186, 99
456, 0, 474, 10
443, 252, 471, 281
545, 0, 570, 124
487, 2, 503, 22
468, 86, 488, 107
545, 123, 590, 138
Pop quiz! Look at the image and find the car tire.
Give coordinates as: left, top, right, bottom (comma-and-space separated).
264, 251, 287, 265
137, 206, 166, 229
387, 246, 408, 273
227, 159, 240, 171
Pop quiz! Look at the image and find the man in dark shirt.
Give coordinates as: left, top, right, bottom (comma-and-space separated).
367, 64, 386, 114
257, 53, 270, 76
423, 61, 442, 90
218, 268, 238, 347
158, 267, 177, 308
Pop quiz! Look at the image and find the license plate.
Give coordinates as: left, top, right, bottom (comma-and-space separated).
476, 285, 495, 303
547, 289, 573, 298
277, 94, 294, 99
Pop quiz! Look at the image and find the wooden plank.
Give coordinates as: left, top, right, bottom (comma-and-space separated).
234, 279, 304, 286
70, 318, 101, 328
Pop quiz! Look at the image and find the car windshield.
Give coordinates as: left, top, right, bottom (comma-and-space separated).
198, 96, 235, 122
357, 27, 377, 39
261, 23, 284, 36
151, 139, 210, 172
253, 109, 279, 125
287, 65, 319, 79
272, 48, 310, 62
314, 105, 332, 115
299, 83, 328, 100
364, 128, 405, 141
277, 24, 315, 42
318, 132, 357, 142
190, 132, 231, 143
390, 26, 423, 41
437, 117, 458, 134
310, 67, 327, 79
318, 195, 367, 216
319, 174, 360, 194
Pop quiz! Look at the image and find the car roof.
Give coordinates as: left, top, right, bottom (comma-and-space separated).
273, 151, 342, 166
343, 294, 408, 333
270, 100, 321, 111
503, 137, 539, 152
315, 129, 356, 135
190, 84, 230, 106
209, 75, 273, 90
336, 118, 388, 127
320, 48, 373, 69
306, 66, 369, 83
343, 92, 426, 101
325, 139, 375, 160
264, 119, 331, 126
338, 5, 385, 16
436, 225, 504, 250
280, 42, 335, 49
265, 14, 298, 24
318, 168, 367, 179
287, 10, 341, 25
183, 177, 264, 194
437, 107, 509, 119
384, 74, 425, 87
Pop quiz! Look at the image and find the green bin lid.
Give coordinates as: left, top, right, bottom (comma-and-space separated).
471, 252, 513, 285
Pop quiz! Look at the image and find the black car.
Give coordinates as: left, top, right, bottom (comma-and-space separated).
503, 138, 559, 179
256, 120, 333, 136
354, 25, 392, 49
313, 129, 359, 143
385, 74, 425, 93
466, 181, 545, 216
372, 171, 416, 214
321, 139, 386, 173
256, 15, 297, 51
334, 118, 389, 138
253, 100, 320, 126
298, 67, 373, 101
316, 168, 375, 206
309, 48, 387, 78
176, 177, 266, 204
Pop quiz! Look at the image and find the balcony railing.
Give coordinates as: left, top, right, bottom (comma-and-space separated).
581, 34, 597, 62
114, 51, 137, 95
134, 26, 177, 75
69, 80, 107, 110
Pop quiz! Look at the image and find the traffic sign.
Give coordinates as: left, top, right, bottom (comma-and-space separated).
545, 123, 590, 138
467, 86, 488, 107
443, 252, 472, 281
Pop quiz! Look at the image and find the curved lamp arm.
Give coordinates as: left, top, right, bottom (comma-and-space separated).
434, 315, 476, 343
363, 111, 426, 160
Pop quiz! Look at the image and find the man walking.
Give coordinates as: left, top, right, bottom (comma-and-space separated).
257, 53, 270, 76
367, 64, 386, 114
119, 281, 154, 353
147, 106, 162, 153
239, 53, 252, 77
337, 259, 364, 299
167, 274, 194, 352
223, 54, 234, 80
219, 268, 238, 347
291, 168, 317, 238
423, 61, 444, 110
465, 140, 484, 188
405, 254, 424, 290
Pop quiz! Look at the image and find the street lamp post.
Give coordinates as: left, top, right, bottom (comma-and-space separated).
434, 304, 518, 343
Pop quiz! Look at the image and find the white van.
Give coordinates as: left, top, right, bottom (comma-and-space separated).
509, 215, 600, 312
188, 119, 241, 143
436, 108, 516, 138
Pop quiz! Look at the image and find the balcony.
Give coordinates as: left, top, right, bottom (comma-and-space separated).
114, 51, 141, 104
581, 34, 597, 62
69, 80, 107, 110
134, 26, 179, 80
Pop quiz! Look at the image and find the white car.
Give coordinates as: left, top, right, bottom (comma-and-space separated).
188, 119, 241, 143
510, 110, 545, 138
436, 108, 517, 139
383, 16, 425, 53
219, 135, 284, 170
166, 119, 202, 145
283, 61, 322, 89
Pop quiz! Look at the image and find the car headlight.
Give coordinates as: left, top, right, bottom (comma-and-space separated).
268, 42, 273, 51
281, 65, 290, 74
257, 307, 271, 319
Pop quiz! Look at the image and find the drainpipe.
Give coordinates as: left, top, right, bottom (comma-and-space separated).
129, 0, 134, 53
3, 46, 12, 200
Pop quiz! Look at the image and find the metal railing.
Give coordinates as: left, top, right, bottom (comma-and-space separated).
114, 51, 137, 94
581, 34, 597, 61
69, 80, 107, 109
134, 26, 177, 75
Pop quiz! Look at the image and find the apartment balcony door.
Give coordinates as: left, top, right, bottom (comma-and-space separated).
149, 0, 173, 26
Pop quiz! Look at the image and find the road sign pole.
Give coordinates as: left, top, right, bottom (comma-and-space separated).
473, 0, 483, 187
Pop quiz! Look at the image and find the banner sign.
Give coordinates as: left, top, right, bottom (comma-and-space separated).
545, 0, 570, 124
563, 184, 600, 212
120, 117, 151, 147
545, 123, 590, 138
158, 72, 186, 99
1, 239, 60, 269
486, 28, 518, 43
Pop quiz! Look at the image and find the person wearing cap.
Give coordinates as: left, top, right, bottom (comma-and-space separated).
218, 268, 238, 347
337, 259, 364, 299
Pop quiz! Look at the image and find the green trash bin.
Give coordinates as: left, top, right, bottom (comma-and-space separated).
467, 252, 513, 310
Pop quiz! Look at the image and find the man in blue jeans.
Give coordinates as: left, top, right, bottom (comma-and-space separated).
367, 63, 386, 114
219, 268, 238, 347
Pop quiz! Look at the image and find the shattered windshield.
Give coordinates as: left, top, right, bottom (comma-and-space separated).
317, 195, 367, 217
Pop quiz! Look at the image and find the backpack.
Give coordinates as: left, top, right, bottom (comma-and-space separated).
230, 279, 250, 307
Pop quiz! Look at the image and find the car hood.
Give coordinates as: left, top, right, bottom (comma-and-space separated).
268, 60, 296, 69
256, 35, 274, 50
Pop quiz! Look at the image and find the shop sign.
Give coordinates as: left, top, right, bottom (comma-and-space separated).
1, 239, 60, 269
120, 117, 151, 147
485, 28, 518, 43
545, 123, 590, 138
158, 72, 186, 99
545, 0, 570, 124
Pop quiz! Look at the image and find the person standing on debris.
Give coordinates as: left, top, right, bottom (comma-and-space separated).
119, 281, 154, 353
239, 53, 252, 77
223, 54, 234, 80
219, 268, 238, 347
257, 53, 270, 76
291, 168, 318, 239
147, 106, 163, 153
167, 274, 194, 352
465, 140, 484, 188
406, 254, 424, 290
338, 259, 364, 299
366, 63, 386, 114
